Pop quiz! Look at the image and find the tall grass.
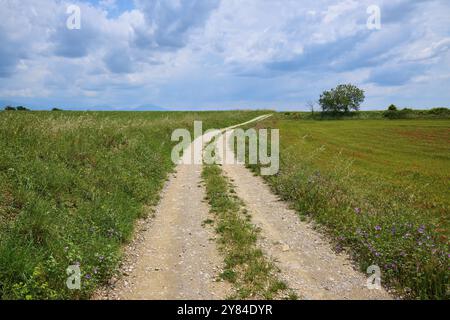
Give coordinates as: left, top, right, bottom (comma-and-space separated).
0, 110, 265, 299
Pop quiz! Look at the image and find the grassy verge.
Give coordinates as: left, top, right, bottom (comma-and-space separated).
278, 107, 450, 121
245, 118, 449, 299
202, 164, 296, 300
0, 110, 266, 299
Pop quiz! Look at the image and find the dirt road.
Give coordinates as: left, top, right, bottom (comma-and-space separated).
95, 116, 268, 300
96, 115, 391, 300
218, 130, 391, 300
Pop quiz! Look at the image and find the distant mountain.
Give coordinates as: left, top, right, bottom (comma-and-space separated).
0, 100, 19, 108
132, 105, 167, 111
62, 105, 167, 111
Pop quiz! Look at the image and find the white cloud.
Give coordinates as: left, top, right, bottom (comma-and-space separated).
0, 0, 449, 109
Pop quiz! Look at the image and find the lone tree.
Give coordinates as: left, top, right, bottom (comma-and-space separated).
319, 84, 365, 113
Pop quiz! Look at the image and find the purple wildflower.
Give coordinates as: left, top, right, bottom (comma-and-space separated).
418, 225, 425, 234
354, 207, 362, 214
85, 274, 92, 280
375, 225, 382, 231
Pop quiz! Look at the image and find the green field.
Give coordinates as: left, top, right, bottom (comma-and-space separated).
1, 111, 448, 300
0, 111, 265, 299
248, 117, 450, 299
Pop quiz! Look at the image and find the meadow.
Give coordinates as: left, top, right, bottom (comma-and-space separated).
1, 110, 448, 300
0, 110, 265, 299
247, 116, 450, 299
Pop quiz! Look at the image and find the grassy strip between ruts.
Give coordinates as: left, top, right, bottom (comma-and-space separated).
202, 164, 297, 300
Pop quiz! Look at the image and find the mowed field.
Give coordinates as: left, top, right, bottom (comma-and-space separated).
249, 117, 449, 299
0, 111, 265, 299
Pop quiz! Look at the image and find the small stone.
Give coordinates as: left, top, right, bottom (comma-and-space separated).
282, 244, 290, 252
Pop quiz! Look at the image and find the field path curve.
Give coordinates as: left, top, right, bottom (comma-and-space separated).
95, 115, 270, 300
217, 130, 392, 300
96, 115, 391, 300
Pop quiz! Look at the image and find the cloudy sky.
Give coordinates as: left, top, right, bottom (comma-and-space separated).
1, 0, 449, 110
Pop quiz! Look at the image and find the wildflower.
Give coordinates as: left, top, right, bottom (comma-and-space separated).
354, 207, 361, 214
375, 225, 382, 231
418, 225, 425, 234
85, 274, 92, 280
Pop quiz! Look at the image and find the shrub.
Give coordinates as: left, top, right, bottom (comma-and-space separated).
428, 107, 449, 116
388, 104, 397, 111
4, 106, 16, 111
384, 107, 415, 119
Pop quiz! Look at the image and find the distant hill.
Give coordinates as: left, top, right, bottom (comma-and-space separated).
132, 105, 167, 111
0, 100, 20, 107
63, 105, 167, 111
